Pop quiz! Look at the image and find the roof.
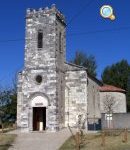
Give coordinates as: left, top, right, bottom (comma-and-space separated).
87, 73, 103, 86
99, 85, 126, 93
65, 62, 87, 70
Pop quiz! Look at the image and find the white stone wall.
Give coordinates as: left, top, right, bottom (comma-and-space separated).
87, 77, 101, 119
65, 68, 87, 128
17, 6, 66, 132
100, 92, 126, 113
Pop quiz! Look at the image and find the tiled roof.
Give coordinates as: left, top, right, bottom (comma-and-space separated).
99, 85, 126, 93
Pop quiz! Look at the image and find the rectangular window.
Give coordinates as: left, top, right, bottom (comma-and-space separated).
38, 31, 43, 48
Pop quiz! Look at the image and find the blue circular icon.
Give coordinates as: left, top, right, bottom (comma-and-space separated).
102, 7, 112, 17
100, 5, 113, 18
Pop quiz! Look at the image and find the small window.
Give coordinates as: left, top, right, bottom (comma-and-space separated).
38, 30, 43, 48
35, 75, 42, 84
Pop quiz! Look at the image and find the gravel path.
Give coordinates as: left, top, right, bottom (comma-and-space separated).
8, 128, 72, 150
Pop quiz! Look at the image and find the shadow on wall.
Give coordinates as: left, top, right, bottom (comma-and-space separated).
88, 118, 101, 130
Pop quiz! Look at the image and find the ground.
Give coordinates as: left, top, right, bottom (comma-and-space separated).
0, 134, 16, 150
2, 129, 130, 150
8, 129, 72, 150
60, 131, 130, 150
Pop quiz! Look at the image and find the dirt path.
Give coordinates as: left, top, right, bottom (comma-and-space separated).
8, 129, 72, 150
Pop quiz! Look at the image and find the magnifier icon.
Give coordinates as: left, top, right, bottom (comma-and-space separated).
100, 5, 115, 20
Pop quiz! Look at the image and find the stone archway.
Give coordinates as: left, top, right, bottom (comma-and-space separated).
31, 96, 48, 108
30, 94, 49, 131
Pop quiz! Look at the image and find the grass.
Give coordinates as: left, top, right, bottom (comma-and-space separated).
0, 128, 16, 133
60, 131, 130, 150
0, 134, 16, 150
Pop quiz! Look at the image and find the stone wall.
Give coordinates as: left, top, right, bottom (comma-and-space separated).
65, 63, 87, 128
101, 113, 130, 129
24, 5, 65, 69
17, 5, 66, 132
100, 92, 126, 113
55, 16, 66, 127
17, 68, 60, 131
87, 76, 101, 119
87, 76, 102, 130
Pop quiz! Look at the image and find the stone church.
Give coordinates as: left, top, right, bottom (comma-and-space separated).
17, 5, 126, 132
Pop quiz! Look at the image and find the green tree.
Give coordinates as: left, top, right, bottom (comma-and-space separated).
0, 84, 17, 125
5, 89, 17, 121
71, 51, 97, 77
8, 74, 17, 121
127, 75, 130, 112
101, 59, 130, 112
0, 90, 11, 127
102, 60, 130, 90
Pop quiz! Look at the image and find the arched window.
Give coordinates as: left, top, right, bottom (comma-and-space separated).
38, 30, 43, 48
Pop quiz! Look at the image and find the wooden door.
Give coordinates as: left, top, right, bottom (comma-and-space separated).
33, 107, 46, 131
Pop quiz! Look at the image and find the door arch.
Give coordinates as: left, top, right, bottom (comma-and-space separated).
31, 95, 48, 131
31, 95, 48, 108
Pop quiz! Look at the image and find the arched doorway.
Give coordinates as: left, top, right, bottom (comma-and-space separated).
31, 96, 48, 131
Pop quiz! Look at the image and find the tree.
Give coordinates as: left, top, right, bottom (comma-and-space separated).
102, 60, 130, 112
68, 113, 87, 150
0, 89, 17, 128
0, 90, 11, 128
103, 94, 116, 129
71, 51, 97, 77
0, 76, 17, 127
126, 75, 130, 112
6, 76, 17, 122
6, 89, 17, 121
103, 94, 116, 114
102, 59, 130, 90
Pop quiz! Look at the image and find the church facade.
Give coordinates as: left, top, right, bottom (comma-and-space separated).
17, 5, 126, 132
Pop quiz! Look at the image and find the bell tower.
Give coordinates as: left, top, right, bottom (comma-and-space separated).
24, 4, 66, 69
17, 5, 66, 132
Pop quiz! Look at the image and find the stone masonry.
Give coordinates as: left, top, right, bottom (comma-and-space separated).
17, 5, 127, 132
17, 5, 66, 132
65, 63, 88, 127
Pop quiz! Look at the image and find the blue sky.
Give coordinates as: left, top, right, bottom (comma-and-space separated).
0, 0, 130, 87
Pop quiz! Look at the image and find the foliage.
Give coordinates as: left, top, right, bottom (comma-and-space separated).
0, 89, 17, 125
101, 59, 130, 112
71, 51, 97, 77
102, 59, 130, 90
127, 75, 130, 111
0, 90, 11, 124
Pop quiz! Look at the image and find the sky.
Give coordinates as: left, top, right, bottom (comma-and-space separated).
0, 0, 130, 87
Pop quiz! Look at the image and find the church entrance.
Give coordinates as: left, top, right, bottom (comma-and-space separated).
33, 107, 46, 131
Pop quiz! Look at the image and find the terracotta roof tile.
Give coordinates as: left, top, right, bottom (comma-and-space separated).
99, 85, 126, 93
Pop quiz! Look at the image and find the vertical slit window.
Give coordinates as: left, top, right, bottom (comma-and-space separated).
38, 31, 43, 49
59, 32, 62, 52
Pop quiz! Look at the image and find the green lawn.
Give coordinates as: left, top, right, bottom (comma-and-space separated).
0, 134, 16, 150
60, 132, 130, 150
